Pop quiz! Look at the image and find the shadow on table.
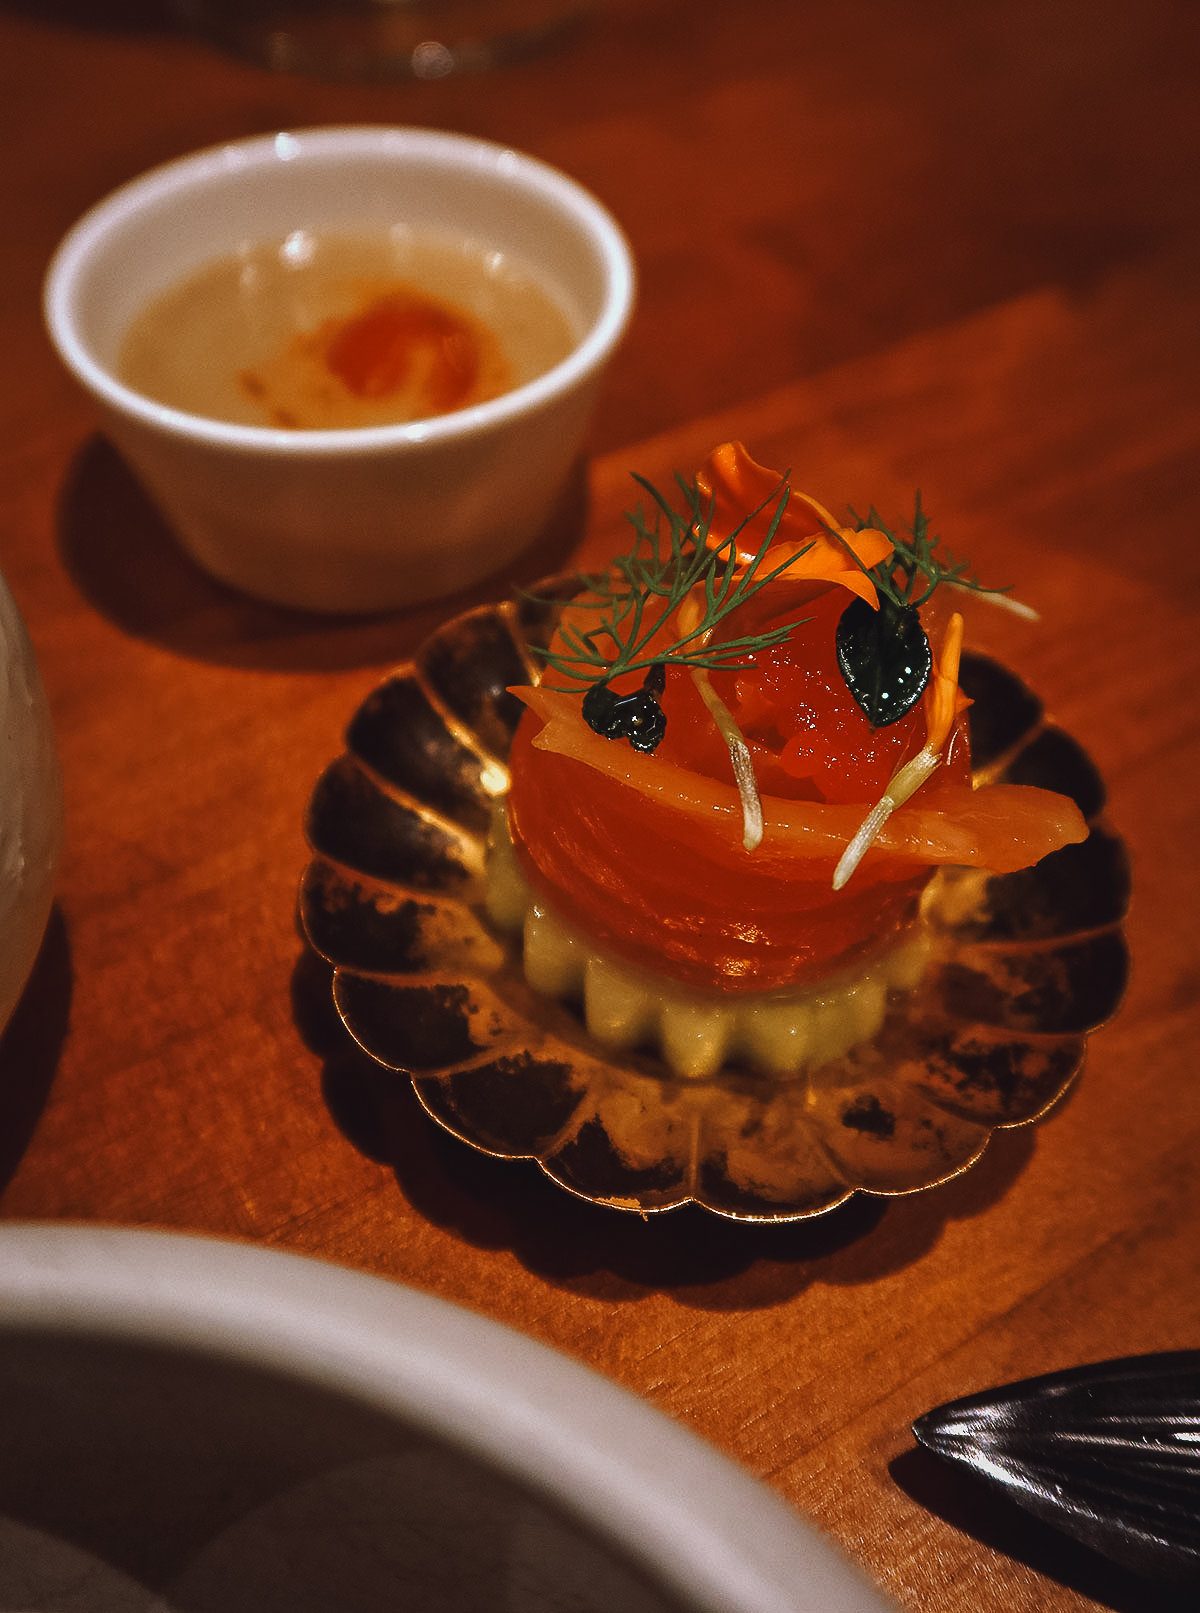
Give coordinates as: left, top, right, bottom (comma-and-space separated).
54, 434, 589, 674
890, 1446, 1197, 1613
294, 946, 1041, 1309
0, 909, 73, 1194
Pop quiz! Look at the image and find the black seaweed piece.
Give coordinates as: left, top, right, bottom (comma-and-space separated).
836, 595, 932, 727
914, 1352, 1200, 1589
581, 661, 668, 752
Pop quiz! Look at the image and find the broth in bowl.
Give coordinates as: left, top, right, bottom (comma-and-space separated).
118, 226, 579, 431
45, 126, 635, 611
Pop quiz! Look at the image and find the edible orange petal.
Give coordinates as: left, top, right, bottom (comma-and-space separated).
924, 611, 972, 752
695, 441, 892, 606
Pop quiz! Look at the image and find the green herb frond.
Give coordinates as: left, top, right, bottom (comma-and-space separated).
846, 495, 1013, 610
524, 476, 1015, 695
526, 473, 816, 690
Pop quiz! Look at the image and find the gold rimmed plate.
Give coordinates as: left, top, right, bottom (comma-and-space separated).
299, 583, 1129, 1221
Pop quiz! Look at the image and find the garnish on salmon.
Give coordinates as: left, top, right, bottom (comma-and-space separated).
507, 445, 1087, 993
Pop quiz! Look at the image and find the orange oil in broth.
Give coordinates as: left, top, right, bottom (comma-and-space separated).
118, 228, 578, 430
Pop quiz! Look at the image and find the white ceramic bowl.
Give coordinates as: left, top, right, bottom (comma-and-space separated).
0, 1225, 896, 1613
43, 127, 634, 613
0, 575, 62, 1033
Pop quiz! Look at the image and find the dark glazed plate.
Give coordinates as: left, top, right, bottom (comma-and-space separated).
300, 584, 1130, 1221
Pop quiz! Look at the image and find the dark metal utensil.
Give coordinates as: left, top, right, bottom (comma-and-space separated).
913, 1352, 1200, 1590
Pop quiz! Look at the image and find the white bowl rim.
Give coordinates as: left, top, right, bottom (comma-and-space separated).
42, 125, 636, 459
0, 1223, 891, 1613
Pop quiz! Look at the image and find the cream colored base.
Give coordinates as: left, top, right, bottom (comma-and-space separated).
487, 810, 930, 1080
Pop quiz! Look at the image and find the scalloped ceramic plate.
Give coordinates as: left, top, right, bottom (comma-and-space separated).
300, 584, 1129, 1221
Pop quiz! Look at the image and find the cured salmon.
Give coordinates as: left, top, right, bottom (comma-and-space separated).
505, 446, 1088, 994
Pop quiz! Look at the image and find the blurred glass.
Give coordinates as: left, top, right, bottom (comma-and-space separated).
172, 0, 595, 79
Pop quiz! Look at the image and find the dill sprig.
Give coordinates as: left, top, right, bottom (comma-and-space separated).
531, 472, 815, 689
849, 494, 1010, 610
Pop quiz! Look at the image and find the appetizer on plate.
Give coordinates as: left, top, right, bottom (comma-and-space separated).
302, 442, 1128, 1219
494, 441, 1086, 1078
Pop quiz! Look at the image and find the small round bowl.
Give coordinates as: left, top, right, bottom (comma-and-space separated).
0, 1225, 895, 1613
43, 127, 634, 613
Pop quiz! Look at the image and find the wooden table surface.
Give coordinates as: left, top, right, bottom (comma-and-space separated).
2, 2, 1199, 1608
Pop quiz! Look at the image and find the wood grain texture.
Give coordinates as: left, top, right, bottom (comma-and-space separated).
1, 3, 1199, 1608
